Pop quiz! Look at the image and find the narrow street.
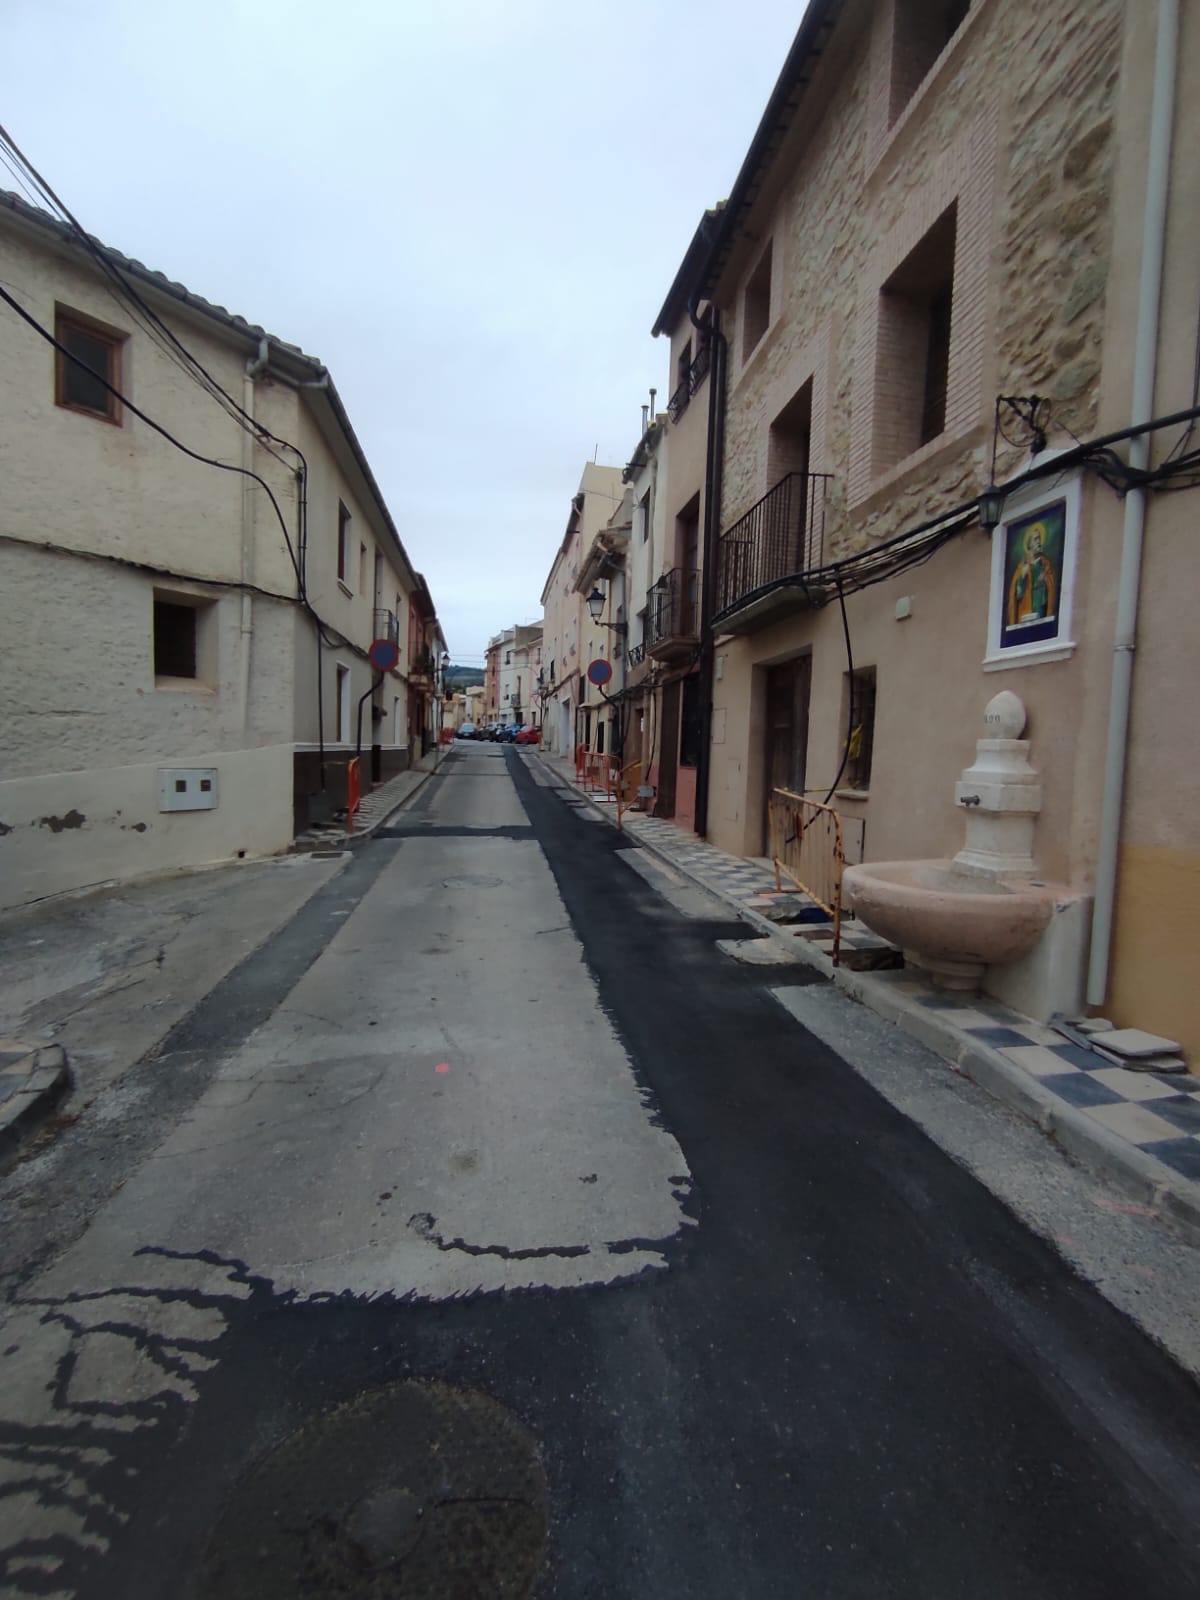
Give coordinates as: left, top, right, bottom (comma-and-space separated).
3, 743, 1200, 1598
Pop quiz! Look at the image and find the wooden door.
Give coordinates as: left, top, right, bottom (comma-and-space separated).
762, 656, 811, 851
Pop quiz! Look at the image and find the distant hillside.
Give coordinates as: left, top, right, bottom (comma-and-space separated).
445, 665, 485, 689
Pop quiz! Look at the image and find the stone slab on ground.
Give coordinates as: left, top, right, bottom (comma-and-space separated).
0, 1043, 69, 1162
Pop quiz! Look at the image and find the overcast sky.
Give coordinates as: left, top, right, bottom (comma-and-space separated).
4, 1, 802, 662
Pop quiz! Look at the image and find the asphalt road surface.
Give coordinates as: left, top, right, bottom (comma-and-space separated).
2, 742, 1199, 1598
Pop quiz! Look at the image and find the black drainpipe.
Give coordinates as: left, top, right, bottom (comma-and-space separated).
693, 306, 726, 840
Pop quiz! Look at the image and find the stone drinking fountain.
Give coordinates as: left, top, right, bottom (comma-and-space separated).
843, 691, 1090, 1017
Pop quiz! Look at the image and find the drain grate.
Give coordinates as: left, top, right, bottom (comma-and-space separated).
197, 1380, 547, 1598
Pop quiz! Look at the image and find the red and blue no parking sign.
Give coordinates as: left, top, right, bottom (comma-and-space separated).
368, 638, 401, 672
587, 659, 613, 688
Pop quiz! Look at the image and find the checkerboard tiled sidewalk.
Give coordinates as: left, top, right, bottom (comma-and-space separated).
905, 993, 1200, 1184
600, 808, 890, 956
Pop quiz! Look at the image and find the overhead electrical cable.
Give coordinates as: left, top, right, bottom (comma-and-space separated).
0, 124, 304, 474
0, 281, 375, 664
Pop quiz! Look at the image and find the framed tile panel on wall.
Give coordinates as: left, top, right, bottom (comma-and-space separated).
984, 464, 1080, 671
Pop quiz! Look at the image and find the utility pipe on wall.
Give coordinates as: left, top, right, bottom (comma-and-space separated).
238, 337, 269, 732
1087, 0, 1178, 1006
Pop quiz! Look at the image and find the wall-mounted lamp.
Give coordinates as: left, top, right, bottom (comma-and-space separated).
977, 482, 1007, 532
586, 587, 627, 633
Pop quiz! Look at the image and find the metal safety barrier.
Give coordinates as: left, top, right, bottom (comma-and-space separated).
616, 761, 644, 831
767, 788, 845, 965
580, 751, 619, 799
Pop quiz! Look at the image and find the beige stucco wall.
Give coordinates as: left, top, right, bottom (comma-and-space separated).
1101, 0, 1200, 1060
0, 542, 296, 908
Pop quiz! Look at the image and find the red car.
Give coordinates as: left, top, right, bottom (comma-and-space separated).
515, 725, 541, 745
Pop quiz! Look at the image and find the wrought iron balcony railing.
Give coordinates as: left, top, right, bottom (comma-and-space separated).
668, 377, 690, 423
646, 566, 699, 660
667, 341, 713, 424
714, 471, 832, 619
373, 608, 399, 644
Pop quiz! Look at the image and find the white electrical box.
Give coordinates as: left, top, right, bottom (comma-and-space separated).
159, 768, 219, 812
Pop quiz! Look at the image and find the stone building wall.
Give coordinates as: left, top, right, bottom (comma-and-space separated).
715, 0, 1122, 555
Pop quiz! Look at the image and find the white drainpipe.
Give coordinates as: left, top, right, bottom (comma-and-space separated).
239, 338, 269, 732
1087, 0, 1179, 1006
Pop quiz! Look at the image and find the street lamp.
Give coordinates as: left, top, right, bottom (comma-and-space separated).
586, 586, 627, 634
978, 482, 1007, 533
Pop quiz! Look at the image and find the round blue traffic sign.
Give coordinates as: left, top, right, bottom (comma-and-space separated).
587, 658, 613, 687
368, 638, 401, 672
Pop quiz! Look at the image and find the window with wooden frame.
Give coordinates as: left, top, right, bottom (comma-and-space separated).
337, 502, 351, 585
55, 306, 124, 423
842, 667, 877, 792
153, 587, 217, 688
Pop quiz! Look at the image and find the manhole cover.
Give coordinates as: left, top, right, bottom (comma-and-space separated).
441, 874, 503, 890
197, 1380, 547, 1598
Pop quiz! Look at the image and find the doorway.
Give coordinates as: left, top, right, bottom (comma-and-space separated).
762, 654, 811, 852
657, 679, 682, 818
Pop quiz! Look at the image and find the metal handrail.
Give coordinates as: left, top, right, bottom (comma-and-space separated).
372, 608, 399, 644
715, 471, 832, 617
646, 566, 699, 646
767, 787, 845, 965
668, 378, 690, 422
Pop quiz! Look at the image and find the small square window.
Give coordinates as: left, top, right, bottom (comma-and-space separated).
843, 668, 877, 791
153, 589, 216, 686
55, 308, 123, 422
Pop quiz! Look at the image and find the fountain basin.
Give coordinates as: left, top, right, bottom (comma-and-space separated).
843, 860, 1056, 990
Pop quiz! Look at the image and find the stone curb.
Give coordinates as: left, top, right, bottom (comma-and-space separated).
0, 1045, 70, 1164
534, 751, 1200, 1245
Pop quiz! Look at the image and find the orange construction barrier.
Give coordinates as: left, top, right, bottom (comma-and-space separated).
346, 757, 362, 834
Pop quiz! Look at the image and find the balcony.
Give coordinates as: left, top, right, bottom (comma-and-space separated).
646, 567, 699, 662
409, 647, 435, 687
714, 471, 832, 632
372, 608, 399, 645
667, 340, 713, 424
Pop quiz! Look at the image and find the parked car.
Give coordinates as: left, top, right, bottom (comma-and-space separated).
501, 723, 523, 742
484, 723, 505, 741
515, 725, 540, 745
455, 723, 477, 740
